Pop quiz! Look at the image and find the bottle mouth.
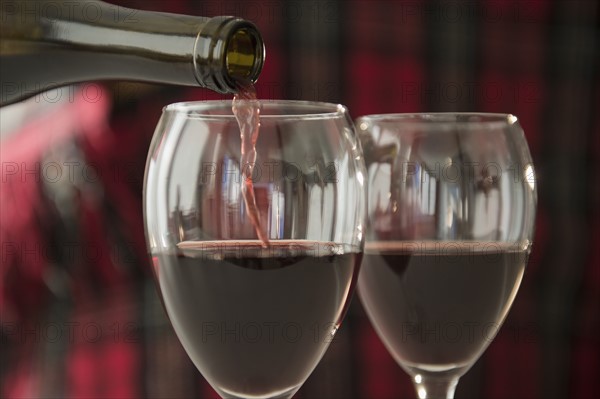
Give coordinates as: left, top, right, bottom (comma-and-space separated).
194, 17, 265, 94
225, 28, 263, 82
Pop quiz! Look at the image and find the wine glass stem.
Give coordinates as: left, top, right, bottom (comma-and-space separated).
412, 374, 459, 399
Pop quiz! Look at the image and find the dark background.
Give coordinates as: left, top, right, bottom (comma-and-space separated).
1, 1, 598, 398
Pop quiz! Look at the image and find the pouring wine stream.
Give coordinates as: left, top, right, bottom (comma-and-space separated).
232, 81, 270, 247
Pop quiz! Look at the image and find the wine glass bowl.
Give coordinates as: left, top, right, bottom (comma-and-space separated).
356, 113, 536, 398
143, 101, 366, 399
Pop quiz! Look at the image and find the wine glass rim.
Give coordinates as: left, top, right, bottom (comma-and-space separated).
163, 100, 349, 120
356, 112, 518, 129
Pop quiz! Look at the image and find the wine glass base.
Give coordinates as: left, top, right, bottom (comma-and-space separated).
401, 362, 472, 376
216, 384, 300, 399
401, 366, 464, 399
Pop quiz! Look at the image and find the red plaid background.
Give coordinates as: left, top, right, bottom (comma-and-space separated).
1, 1, 598, 398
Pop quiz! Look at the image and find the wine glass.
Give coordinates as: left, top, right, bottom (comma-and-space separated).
143, 100, 366, 399
356, 113, 536, 399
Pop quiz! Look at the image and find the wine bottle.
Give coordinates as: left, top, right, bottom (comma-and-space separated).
0, 0, 265, 105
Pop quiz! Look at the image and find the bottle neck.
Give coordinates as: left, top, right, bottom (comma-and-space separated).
46, 3, 205, 87
0, 0, 264, 104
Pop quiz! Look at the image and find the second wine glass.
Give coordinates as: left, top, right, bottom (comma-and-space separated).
357, 113, 537, 398
144, 101, 366, 399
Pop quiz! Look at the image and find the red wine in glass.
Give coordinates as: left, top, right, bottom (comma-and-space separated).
359, 241, 527, 373
154, 240, 361, 398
